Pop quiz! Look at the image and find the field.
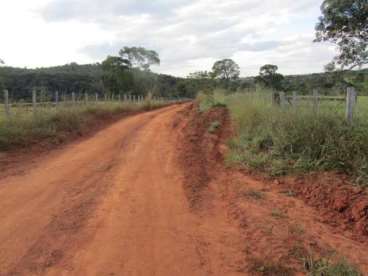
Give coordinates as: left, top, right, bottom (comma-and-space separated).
205, 90, 368, 186
0, 100, 166, 150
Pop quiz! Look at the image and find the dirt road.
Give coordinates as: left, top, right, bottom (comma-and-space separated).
0, 104, 367, 275
0, 105, 242, 276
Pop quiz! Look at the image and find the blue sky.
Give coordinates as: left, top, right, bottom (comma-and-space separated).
0, 0, 337, 77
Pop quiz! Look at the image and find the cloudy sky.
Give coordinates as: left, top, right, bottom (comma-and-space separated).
0, 0, 337, 77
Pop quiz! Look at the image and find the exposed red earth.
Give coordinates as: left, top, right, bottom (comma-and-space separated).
0, 103, 367, 275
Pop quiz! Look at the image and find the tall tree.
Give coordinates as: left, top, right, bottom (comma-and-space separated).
119, 47, 160, 71
315, 0, 368, 70
212, 59, 240, 82
101, 56, 132, 95
0, 58, 4, 64
256, 64, 285, 91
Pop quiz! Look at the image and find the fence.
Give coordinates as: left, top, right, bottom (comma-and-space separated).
1, 89, 189, 120
273, 87, 357, 124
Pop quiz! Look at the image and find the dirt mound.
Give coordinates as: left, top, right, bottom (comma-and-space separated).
176, 103, 231, 209
284, 172, 368, 240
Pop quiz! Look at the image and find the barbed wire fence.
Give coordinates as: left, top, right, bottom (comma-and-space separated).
1, 88, 190, 120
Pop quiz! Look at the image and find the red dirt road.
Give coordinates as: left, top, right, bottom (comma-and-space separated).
0, 104, 367, 275
0, 105, 244, 276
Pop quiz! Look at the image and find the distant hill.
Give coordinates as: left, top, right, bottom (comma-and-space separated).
241, 69, 368, 95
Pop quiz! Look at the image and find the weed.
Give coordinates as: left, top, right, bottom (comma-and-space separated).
288, 224, 305, 236
304, 257, 361, 276
249, 259, 294, 276
208, 121, 221, 133
244, 189, 265, 200
271, 208, 287, 219
280, 190, 297, 197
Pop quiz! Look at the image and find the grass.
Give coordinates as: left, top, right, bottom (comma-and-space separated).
0, 100, 165, 151
244, 189, 265, 200
211, 90, 368, 187
304, 257, 361, 276
271, 208, 287, 219
208, 120, 221, 133
248, 259, 294, 276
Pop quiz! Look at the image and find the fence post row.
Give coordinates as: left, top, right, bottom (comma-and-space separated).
346, 87, 357, 125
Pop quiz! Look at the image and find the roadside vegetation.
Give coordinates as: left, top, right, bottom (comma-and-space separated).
202, 89, 368, 187
0, 101, 164, 151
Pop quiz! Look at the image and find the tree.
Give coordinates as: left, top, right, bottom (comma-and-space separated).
315, 0, 368, 70
101, 56, 132, 95
119, 47, 160, 71
256, 64, 285, 91
212, 59, 240, 82
0, 58, 4, 64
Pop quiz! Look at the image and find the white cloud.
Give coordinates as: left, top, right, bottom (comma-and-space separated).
0, 0, 336, 77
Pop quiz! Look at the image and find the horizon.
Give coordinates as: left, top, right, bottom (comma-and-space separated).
0, 0, 338, 77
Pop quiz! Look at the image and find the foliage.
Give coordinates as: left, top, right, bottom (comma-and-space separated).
0, 64, 199, 102
212, 59, 240, 83
197, 90, 226, 112
256, 64, 285, 91
315, 0, 368, 70
119, 46, 160, 71
208, 121, 221, 134
101, 56, 132, 96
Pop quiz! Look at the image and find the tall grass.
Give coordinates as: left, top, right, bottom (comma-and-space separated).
0, 101, 164, 151
212, 90, 368, 186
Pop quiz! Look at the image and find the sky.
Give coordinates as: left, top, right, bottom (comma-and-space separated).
0, 0, 337, 77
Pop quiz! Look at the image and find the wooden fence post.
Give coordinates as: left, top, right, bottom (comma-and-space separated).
4, 89, 10, 119
72, 92, 76, 104
95, 93, 98, 102
346, 87, 357, 124
313, 89, 319, 113
292, 91, 298, 107
55, 91, 59, 106
279, 92, 286, 108
32, 89, 37, 114
85, 92, 88, 104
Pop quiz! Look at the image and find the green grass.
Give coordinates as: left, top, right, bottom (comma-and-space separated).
0, 100, 165, 151
213, 90, 368, 187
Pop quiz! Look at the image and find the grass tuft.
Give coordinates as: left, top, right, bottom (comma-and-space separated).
304, 257, 361, 276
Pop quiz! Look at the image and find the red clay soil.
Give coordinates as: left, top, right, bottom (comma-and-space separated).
282, 173, 368, 240
0, 103, 367, 275
177, 103, 368, 274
